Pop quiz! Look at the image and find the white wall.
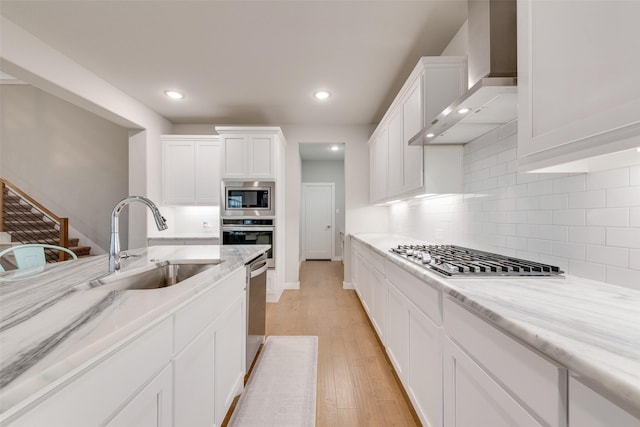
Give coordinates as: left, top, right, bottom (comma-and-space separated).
1, 16, 173, 249
281, 125, 388, 287
1, 84, 129, 251
387, 121, 640, 290
441, 19, 468, 57
301, 159, 345, 258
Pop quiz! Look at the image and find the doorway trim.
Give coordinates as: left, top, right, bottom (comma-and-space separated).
301, 182, 335, 261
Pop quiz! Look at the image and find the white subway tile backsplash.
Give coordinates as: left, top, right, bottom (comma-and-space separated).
631, 207, 640, 227
568, 190, 606, 209
585, 245, 629, 268
607, 227, 640, 249
606, 266, 640, 290
387, 121, 640, 288
528, 210, 553, 225
607, 186, 640, 207
528, 238, 553, 255
553, 175, 586, 194
553, 241, 586, 260
553, 209, 585, 226
586, 168, 629, 190
527, 180, 553, 196
586, 208, 629, 227
631, 166, 640, 185
568, 226, 606, 245
538, 194, 569, 210
537, 225, 568, 241
630, 249, 640, 270
568, 260, 606, 282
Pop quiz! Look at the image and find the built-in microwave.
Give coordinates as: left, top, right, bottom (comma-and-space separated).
222, 181, 274, 217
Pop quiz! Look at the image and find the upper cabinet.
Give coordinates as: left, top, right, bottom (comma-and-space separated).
370, 57, 467, 204
518, 0, 640, 173
162, 135, 220, 205
216, 127, 283, 180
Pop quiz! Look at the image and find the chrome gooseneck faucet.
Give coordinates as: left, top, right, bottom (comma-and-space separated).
109, 196, 168, 273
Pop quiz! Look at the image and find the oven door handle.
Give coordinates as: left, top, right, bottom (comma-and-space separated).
222, 227, 275, 232
250, 261, 269, 278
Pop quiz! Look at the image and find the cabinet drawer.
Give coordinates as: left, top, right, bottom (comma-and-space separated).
9, 318, 173, 427
385, 260, 441, 325
174, 267, 245, 353
444, 297, 566, 427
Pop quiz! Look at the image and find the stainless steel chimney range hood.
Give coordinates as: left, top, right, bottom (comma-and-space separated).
409, 0, 517, 146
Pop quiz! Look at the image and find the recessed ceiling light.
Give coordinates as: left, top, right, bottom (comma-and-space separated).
330, 146, 340, 151
164, 90, 184, 100
426, 133, 435, 138
313, 90, 331, 101
457, 108, 470, 114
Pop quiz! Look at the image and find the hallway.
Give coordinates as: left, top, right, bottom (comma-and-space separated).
266, 260, 419, 426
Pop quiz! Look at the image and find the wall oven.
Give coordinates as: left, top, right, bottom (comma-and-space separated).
222, 181, 274, 217
221, 218, 275, 268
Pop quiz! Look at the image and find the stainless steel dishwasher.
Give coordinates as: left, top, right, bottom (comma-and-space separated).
246, 252, 268, 368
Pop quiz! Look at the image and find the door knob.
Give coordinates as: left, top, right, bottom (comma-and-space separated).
326, 225, 331, 229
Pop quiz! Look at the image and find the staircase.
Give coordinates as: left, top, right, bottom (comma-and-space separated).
1, 180, 92, 263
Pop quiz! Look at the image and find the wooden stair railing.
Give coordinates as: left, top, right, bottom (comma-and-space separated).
0, 178, 70, 262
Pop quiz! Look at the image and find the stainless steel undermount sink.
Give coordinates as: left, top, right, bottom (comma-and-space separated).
73, 260, 222, 291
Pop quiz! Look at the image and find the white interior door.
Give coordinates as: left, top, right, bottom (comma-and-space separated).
303, 183, 334, 260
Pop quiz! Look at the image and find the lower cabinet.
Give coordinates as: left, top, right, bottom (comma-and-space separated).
569, 378, 640, 427
443, 336, 542, 427
174, 322, 215, 427
6, 267, 247, 427
443, 297, 566, 427
106, 365, 173, 427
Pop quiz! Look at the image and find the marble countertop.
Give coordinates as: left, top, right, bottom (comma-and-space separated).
0, 244, 268, 418
353, 233, 640, 419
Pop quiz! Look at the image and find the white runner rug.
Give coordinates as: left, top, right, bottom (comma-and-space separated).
229, 335, 318, 427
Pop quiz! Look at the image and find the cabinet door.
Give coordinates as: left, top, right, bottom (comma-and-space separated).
518, 0, 640, 172
370, 266, 386, 342
222, 136, 247, 178
174, 323, 216, 427
402, 76, 424, 194
386, 282, 409, 381
248, 136, 274, 179
369, 128, 388, 203
569, 377, 640, 427
106, 365, 173, 427
214, 295, 246, 427
409, 306, 442, 427
444, 337, 542, 427
163, 140, 196, 204
194, 140, 221, 204
387, 108, 404, 196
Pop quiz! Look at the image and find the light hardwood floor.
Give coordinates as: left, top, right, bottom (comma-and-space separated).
266, 260, 420, 427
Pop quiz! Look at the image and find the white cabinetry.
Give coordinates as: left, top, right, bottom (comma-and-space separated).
173, 267, 246, 427
385, 260, 443, 427
568, 377, 640, 427
350, 241, 386, 341
217, 127, 283, 180
369, 57, 466, 204
443, 297, 566, 427
518, 0, 640, 173
106, 365, 173, 427
162, 135, 220, 205
6, 266, 247, 427
7, 318, 173, 427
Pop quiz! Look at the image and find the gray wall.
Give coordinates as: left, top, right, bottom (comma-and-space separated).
301, 159, 345, 258
0, 84, 129, 250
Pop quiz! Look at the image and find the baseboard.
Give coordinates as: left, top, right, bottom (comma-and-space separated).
343, 281, 354, 290
331, 256, 343, 262
266, 289, 283, 303
284, 281, 300, 290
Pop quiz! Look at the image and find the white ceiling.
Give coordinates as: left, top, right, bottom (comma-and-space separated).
0, 0, 467, 126
299, 143, 345, 161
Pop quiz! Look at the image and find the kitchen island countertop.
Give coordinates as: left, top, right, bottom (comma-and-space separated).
353, 233, 640, 419
0, 244, 268, 419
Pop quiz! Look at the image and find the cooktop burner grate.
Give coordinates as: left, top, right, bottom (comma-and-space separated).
390, 244, 564, 277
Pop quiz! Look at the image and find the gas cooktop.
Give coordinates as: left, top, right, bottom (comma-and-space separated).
390, 244, 564, 277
